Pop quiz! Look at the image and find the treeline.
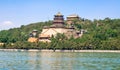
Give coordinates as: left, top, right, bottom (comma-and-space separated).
0, 21, 52, 43
0, 18, 120, 50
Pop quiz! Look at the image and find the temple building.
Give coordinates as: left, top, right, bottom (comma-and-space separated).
28, 37, 38, 43
67, 14, 80, 25
39, 12, 67, 42
28, 30, 38, 42
53, 12, 64, 26
28, 12, 83, 43
38, 12, 82, 42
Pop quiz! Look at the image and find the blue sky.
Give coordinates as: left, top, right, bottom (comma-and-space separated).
0, 0, 120, 30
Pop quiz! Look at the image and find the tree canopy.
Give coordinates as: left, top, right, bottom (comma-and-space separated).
0, 18, 120, 50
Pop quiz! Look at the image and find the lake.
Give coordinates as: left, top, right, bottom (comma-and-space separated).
0, 51, 120, 70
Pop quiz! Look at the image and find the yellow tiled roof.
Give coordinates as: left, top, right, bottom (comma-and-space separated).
67, 14, 79, 17
28, 37, 38, 42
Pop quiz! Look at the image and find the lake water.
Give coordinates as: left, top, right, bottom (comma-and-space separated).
0, 51, 120, 70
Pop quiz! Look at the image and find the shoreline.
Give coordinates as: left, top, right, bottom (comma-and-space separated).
0, 49, 120, 53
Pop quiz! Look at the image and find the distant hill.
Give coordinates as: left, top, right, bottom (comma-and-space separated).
0, 18, 120, 50
0, 21, 52, 43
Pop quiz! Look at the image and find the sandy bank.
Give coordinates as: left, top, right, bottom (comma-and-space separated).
0, 49, 120, 53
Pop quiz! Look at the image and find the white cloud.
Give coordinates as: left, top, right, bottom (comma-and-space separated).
2, 21, 13, 25
0, 21, 17, 30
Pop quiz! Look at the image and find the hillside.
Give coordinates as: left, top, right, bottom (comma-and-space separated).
0, 21, 52, 43
0, 18, 120, 50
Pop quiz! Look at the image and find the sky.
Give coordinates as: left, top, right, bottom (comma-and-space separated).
0, 0, 120, 30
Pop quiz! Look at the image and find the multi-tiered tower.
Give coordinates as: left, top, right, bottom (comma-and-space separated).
28, 12, 82, 42
53, 12, 64, 24
52, 12, 64, 27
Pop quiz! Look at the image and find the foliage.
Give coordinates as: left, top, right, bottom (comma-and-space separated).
0, 18, 120, 50
0, 21, 52, 43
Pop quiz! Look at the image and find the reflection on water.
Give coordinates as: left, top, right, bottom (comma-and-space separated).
0, 51, 120, 70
